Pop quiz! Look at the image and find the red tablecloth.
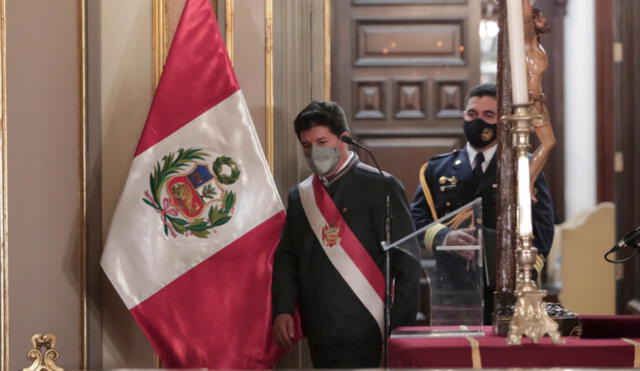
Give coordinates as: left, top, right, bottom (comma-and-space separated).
388, 326, 640, 368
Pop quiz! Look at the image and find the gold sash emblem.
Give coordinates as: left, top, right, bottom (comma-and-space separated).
322, 224, 341, 247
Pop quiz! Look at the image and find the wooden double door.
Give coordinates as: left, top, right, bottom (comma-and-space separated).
331, 0, 481, 200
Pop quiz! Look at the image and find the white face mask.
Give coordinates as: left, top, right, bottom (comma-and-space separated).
305, 145, 341, 175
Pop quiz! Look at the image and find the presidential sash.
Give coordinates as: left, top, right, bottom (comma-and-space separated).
298, 175, 385, 335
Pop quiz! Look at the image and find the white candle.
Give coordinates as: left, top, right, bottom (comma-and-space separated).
517, 156, 533, 235
506, 0, 528, 105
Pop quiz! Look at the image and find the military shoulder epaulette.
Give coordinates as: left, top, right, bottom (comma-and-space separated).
430, 148, 459, 161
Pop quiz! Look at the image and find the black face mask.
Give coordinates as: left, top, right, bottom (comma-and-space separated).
463, 119, 497, 148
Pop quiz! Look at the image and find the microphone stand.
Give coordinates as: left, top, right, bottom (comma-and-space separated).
341, 135, 392, 367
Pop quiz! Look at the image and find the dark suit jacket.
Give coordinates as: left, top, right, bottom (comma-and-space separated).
272, 155, 421, 348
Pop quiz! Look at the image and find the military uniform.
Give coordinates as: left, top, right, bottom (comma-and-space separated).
272, 154, 421, 368
410, 146, 554, 322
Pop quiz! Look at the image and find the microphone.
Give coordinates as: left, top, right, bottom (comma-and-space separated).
614, 225, 640, 249
604, 225, 640, 263
340, 134, 384, 179
340, 134, 356, 146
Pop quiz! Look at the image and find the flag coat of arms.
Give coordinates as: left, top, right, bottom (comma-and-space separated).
101, 0, 286, 367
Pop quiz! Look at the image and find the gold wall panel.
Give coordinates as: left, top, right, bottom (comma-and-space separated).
0, 0, 7, 369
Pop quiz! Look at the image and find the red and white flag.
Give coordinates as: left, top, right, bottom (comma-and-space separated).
101, 0, 286, 367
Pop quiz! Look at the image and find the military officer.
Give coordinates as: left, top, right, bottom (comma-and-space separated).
410, 83, 555, 324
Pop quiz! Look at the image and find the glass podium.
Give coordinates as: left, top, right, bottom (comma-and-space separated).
388, 198, 486, 334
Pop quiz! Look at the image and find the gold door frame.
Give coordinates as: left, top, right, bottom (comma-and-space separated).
153, 0, 232, 87
79, 0, 88, 368
323, 0, 331, 101
0, 0, 7, 369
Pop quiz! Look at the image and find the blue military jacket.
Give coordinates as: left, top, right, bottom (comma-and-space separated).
410, 147, 555, 270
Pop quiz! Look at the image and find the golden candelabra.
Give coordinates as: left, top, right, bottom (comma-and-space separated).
503, 103, 563, 345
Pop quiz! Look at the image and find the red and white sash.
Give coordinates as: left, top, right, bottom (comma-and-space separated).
298, 175, 385, 335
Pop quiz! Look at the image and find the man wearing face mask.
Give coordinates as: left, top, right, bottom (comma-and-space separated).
271, 100, 421, 368
410, 83, 554, 324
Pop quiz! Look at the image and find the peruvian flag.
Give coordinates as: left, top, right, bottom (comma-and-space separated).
101, 0, 286, 368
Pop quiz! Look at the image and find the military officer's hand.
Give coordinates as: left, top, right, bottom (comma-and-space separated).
273, 313, 295, 348
444, 228, 477, 261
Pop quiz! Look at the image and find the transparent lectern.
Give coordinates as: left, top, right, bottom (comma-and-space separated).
389, 198, 486, 337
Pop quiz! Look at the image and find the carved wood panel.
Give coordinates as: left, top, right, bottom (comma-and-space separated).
358, 135, 465, 194
353, 79, 387, 119
332, 0, 480, 198
614, 0, 640, 313
355, 18, 466, 66
435, 79, 466, 118
395, 79, 427, 119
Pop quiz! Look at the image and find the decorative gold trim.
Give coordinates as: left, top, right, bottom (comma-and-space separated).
323, 0, 331, 100
464, 336, 482, 369
419, 162, 438, 220
151, 2, 168, 366
265, 0, 274, 172
225, 0, 234, 64
534, 254, 545, 274
569, 325, 582, 337
78, 0, 88, 368
622, 338, 640, 368
153, 354, 162, 368
423, 223, 446, 255
152, 0, 167, 88
22, 334, 63, 371
0, 0, 7, 368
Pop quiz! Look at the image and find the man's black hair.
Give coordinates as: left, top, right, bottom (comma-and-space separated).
465, 83, 497, 105
293, 100, 350, 138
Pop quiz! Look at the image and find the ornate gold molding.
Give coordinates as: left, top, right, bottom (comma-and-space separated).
225, 0, 234, 64
503, 105, 563, 345
152, 0, 167, 88
22, 334, 63, 371
151, 3, 167, 366
154, 1, 229, 82
265, 0, 274, 172
323, 0, 331, 101
0, 0, 7, 368
77, 0, 87, 368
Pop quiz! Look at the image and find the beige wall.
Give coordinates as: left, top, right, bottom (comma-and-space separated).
555, 203, 616, 315
6, 0, 82, 370
100, 0, 155, 368
234, 0, 267, 147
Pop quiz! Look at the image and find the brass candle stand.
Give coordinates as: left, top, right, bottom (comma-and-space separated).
502, 103, 563, 345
